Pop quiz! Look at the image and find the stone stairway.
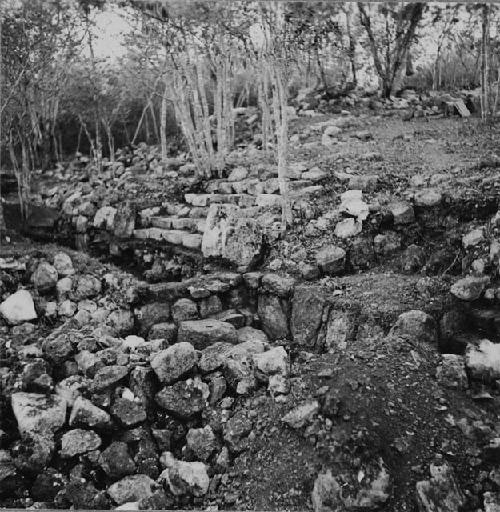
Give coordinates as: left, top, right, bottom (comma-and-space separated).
129, 161, 327, 260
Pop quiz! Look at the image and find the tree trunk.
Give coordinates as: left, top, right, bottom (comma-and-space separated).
20, 139, 30, 220
160, 79, 168, 161
132, 102, 149, 145
270, 63, 292, 228
316, 47, 328, 90
0, 16, 5, 234
358, 2, 423, 98
76, 123, 83, 154
481, 3, 490, 121
345, 4, 357, 85
433, 49, 441, 90
87, 16, 102, 170
103, 121, 114, 162
148, 100, 160, 143
358, 3, 386, 95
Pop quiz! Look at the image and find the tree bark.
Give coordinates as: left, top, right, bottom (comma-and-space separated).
271, 64, 292, 228
358, 2, 424, 98
0, 14, 5, 234
160, 79, 168, 161
87, 13, 102, 170
480, 3, 490, 121
345, 4, 357, 85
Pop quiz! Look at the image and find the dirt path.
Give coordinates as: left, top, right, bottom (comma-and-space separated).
292, 114, 494, 183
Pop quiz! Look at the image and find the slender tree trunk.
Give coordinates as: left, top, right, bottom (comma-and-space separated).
148, 100, 160, 143
271, 65, 292, 228
79, 116, 96, 161
481, 3, 491, 121
170, 71, 206, 174
0, 15, 5, 234
87, 14, 102, 169
122, 120, 131, 145
76, 123, 83, 154
58, 132, 63, 160
358, 2, 423, 98
433, 49, 441, 90
194, 61, 214, 171
20, 139, 30, 220
160, 79, 168, 161
345, 4, 357, 85
258, 61, 272, 154
132, 102, 150, 145
316, 47, 328, 90
102, 121, 115, 162
144, 106, 151, 143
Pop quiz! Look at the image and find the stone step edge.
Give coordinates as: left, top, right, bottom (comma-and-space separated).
133, 228, 202, 249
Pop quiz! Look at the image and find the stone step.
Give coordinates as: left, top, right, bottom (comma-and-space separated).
150, 216, 197, 231
291, 185, 324, 198
184, 193, 256, 208
133, 227, 202, 249
188, 206, 209, 218
149, 216, 205, 234
206, 178, 281, 196
289, 179, 313, 192
255, 194, 282, 208
143, 272, 242, 301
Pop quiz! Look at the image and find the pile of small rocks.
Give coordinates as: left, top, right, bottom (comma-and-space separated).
0, 249, 294, 509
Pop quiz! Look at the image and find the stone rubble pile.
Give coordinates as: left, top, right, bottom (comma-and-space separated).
0, 250, 293, 509
294, 84, 480, 119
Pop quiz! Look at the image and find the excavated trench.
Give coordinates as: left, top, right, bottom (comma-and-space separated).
2, 179, 500, 508
7, 183, 500, 351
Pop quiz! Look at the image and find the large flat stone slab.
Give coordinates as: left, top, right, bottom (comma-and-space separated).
178, 319, 238, 349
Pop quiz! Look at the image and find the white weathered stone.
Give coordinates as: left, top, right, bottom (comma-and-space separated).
413, 189, 442, 207
339, 190, 369, 221
228, 167, 248, 182
58, 299, 77, 317
150, 342, 197, 384
315, 245, 346, 275
450, 276, 489, 301
334, 218, 362, 238
93, 206, 117, 230
60, 429, 101, 458
282, 400, 319, 428
302, 167, 327, 182
202, 204, 263, 269
390, 201, 415, 225
69, 396, 112, 429
462, 227, 485, 249
56, 277, 73, 301
11, 392, 66, 439
160, 452, 209, 497
0, 290, 37, 325
466, 339, 500, 382
253, 346, 288, 376
107, 474, 155, 505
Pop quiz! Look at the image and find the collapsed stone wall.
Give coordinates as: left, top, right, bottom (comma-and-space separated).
0, 250, 291, 508
0, 239, 462, 504
2, 239, 500, 509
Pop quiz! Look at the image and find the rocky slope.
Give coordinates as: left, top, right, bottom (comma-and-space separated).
3, 102, 500, 511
